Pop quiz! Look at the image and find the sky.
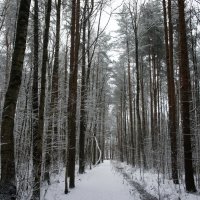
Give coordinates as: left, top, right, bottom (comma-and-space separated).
102, 0, 123, 33
101, 0, 146, 33
99, 0, 146, 61
99, 0, 124, 61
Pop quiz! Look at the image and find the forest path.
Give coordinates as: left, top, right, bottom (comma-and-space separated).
114, 164, 158, 200
45, 160, 143, 200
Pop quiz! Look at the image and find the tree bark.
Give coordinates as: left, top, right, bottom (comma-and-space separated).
140, 58, 147, 169
79, 0, 88, 174
36, 0, 52, 196
135, 28, 142, 167
0, 0, 31, 199
45, 0, 61, 184
31, 0, 40, 198
51, 0, 61, 173
163, 0, 179, 184
178, 0, 196, 192
129, 3, 143, 166
126, 38, 135, 166
66, 0, 80, 190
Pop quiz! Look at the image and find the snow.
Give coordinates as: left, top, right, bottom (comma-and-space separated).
114, 161, 200, 200
44, 160, 135, 200
43, 160, 200, 200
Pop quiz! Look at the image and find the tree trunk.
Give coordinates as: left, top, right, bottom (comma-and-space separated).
45, 0, 61, 184
126, 38, 135, 166
152, 53, 158, 168
163, 0, 179, 184
149, 51, 154, 168
0, 0, 31, 199
135, 27, 142, 167
79, 0, 88, 174
31, 0, 40, 198
66, 0, 80, 190
119, 92, 124, 162
140, 58, 147, 169
178, 0, 196, 192
36, 0, 52, 196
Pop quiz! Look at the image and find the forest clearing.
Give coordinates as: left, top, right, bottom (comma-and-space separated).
0, 0, 200, 199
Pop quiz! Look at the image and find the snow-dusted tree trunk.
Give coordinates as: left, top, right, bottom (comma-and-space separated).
0, 0, 31, 199
44, 0, 61, 185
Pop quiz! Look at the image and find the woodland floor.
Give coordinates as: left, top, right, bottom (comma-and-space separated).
43, 160, 200, 200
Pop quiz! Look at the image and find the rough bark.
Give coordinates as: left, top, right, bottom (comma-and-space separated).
178, 0, 196, 192
45, 0, 61, 184
129, 4, 143, 166
66, 0, 80, 191
31, 0, 40, 198
135, 28, 142, 167
140, 59, 147, 169
79, 0, 88, 174
163, 0, 179, 184
149, 52, 154, 168
126, 38, 135, 166
51, 0, 61, 172
36, 0, 52, 196
0, 0, 31, 199
152, 53, 158, 168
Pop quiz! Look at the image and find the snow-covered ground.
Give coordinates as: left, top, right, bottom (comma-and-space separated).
43, 160, 200, 200
44, 160, 136, 200
113, 161, 200, 200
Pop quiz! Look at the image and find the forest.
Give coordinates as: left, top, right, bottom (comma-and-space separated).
0, 0, 200, 199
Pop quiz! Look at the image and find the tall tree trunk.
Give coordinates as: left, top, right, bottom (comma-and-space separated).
152, 53, 158, 168
129, 0, 143, 167
178, 0, 196, 192
135, 27, 142, 167
126, 38, 135, 166
31, 0, 40, 198
140, 58, 147, 169
92, 60, 100, 165
120, 92, 124, 162
189, 9, 200, 186
149, 51, 154, 168
51, 0, 61, 173
79, 0, 88, 174
0, 0, 31, 199
62, 34, 69, 165
163, 0, 179, 184
101, 95, 106, 162
66, 0, 80, 191
45, 0, 61, 184
35, 0, 52, 197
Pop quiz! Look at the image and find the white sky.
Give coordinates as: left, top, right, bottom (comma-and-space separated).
101, 0, 146, 33
100, 0, 146, 61
102, 0, 123, 34
99, 0, 124, 61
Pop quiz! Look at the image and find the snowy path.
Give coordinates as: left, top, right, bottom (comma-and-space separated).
45, 160, 135, 200
116, 168, 158, 200
44, 160, 199, 200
